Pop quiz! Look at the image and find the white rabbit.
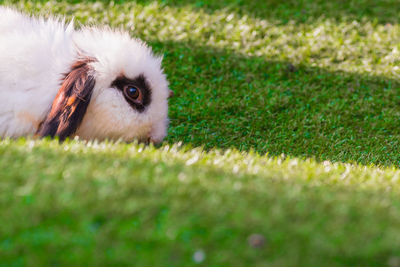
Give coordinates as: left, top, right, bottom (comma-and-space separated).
0, 7, 171, 143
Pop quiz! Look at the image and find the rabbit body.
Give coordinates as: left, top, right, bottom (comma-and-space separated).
0, 7, 170, 143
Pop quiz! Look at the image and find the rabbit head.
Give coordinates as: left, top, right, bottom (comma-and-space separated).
37, 28, 171, 143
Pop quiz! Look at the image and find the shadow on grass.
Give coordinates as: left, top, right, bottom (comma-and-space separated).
150, 40, 400, 166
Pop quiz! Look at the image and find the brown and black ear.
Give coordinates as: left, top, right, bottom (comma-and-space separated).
37, 59, 96, 141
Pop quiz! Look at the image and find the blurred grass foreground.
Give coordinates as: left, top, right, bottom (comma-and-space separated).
2, 0, 400, 266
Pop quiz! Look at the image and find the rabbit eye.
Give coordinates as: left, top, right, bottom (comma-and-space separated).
112, 74, 151, 112
123, 85, 142, 102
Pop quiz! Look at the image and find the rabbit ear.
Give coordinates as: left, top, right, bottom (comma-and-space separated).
37, 59, 96, 140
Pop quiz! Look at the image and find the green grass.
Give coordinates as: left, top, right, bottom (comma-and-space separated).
1, 0, 400, 265
3, 139, 400, 266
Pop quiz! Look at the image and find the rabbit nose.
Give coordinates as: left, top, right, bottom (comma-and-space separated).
149, 137, 162, 145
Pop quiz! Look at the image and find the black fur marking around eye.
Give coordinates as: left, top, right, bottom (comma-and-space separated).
111, 74, 152, 112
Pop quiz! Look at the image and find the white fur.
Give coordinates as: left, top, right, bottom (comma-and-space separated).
0, 7, 169, 143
